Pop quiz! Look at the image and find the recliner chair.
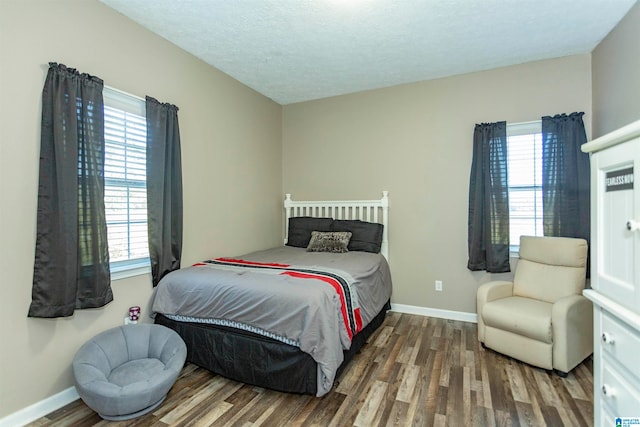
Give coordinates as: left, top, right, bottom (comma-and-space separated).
477, 235, 593, 376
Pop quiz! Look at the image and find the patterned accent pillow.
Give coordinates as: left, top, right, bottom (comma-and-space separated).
306, 231, 352, 253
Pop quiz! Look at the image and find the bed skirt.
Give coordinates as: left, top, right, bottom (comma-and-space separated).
154, 299, 391, 395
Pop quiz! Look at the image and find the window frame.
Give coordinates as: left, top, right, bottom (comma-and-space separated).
507, 120, 544, 255
103, 86, 150, 280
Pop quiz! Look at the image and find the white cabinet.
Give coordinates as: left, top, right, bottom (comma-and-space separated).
587, 134, 640, 310
582, 120, 640, 425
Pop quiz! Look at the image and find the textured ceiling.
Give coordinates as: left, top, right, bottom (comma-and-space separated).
100, 0, 637, 105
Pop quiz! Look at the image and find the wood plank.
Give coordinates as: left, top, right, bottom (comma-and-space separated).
353, 380, 388, 427
396, 363, 420, 403
506, 362, 531, 403
159, 375, 231, 424
380, 400, 409, 427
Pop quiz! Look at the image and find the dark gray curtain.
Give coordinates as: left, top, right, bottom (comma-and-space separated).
468, 121, 511, 273
146, 96, 183, 286
542, 112, 590, 259
29, 63, 112, 318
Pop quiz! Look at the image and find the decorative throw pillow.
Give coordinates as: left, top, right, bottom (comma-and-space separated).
306, 231, 352, 253
286, 217, 334, 248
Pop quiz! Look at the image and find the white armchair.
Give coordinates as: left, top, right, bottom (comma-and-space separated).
477, 236, 593, 376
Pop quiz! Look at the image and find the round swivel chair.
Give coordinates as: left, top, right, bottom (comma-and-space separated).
72, 323, 186, 420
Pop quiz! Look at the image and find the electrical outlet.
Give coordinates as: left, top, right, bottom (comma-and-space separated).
435, 280, 443, 291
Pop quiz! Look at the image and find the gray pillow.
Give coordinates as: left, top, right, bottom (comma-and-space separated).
331, 219, 384, 253
286, 217, 333, 248
306, 231, 352, 253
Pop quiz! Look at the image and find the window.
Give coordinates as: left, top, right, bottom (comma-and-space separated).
507, 121, 543, 252
103, 87, 150, 277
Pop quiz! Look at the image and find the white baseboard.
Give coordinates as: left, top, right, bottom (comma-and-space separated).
391, 303, 478, 323
0, 386, 79, 427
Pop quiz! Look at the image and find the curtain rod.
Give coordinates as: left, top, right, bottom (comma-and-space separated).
509, 119, 541, 126
104, 84, 145, 102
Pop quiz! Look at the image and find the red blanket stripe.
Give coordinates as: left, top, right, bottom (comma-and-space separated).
194, 259, 290, 268
280, 271, 355, 340
214, 258, 291, 268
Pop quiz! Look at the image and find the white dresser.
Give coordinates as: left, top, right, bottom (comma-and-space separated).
581, 120, 640, 425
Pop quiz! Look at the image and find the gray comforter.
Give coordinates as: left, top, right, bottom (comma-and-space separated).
150, 246, 392, 396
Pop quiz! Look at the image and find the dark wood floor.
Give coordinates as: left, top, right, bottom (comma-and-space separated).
28, 312, 594, 426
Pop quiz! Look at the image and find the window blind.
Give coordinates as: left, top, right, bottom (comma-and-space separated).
507, 121, 543, 250
103, 88, 149, 264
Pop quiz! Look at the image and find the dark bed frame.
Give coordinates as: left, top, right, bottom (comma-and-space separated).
155, 299, 391, 395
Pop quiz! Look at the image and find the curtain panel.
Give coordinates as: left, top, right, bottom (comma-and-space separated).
541, 112, 590, 240
467, 121, 511, 273
29, 63, 112, 318
146, 96, 183, 286
542, 112, 590, 274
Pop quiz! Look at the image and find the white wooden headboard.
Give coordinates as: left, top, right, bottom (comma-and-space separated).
284, 191, 389, 260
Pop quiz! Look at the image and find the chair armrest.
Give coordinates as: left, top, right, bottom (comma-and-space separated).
73, 362, 108, 387
477, 281, 514, 305
161, 336, 187, 370
551, 294, 593, 373
476, 281, 513, 342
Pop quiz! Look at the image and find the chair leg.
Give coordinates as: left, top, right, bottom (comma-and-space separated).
554, 369, 568, 378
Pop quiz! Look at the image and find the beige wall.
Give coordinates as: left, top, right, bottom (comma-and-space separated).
283, 55, 592, 315
0, 0, 282, 419
592, 2, 640, 137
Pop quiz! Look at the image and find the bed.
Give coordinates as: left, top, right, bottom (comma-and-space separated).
152, 192, 392, 396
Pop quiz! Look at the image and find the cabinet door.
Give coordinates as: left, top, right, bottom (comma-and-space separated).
591, 138, 640, 311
